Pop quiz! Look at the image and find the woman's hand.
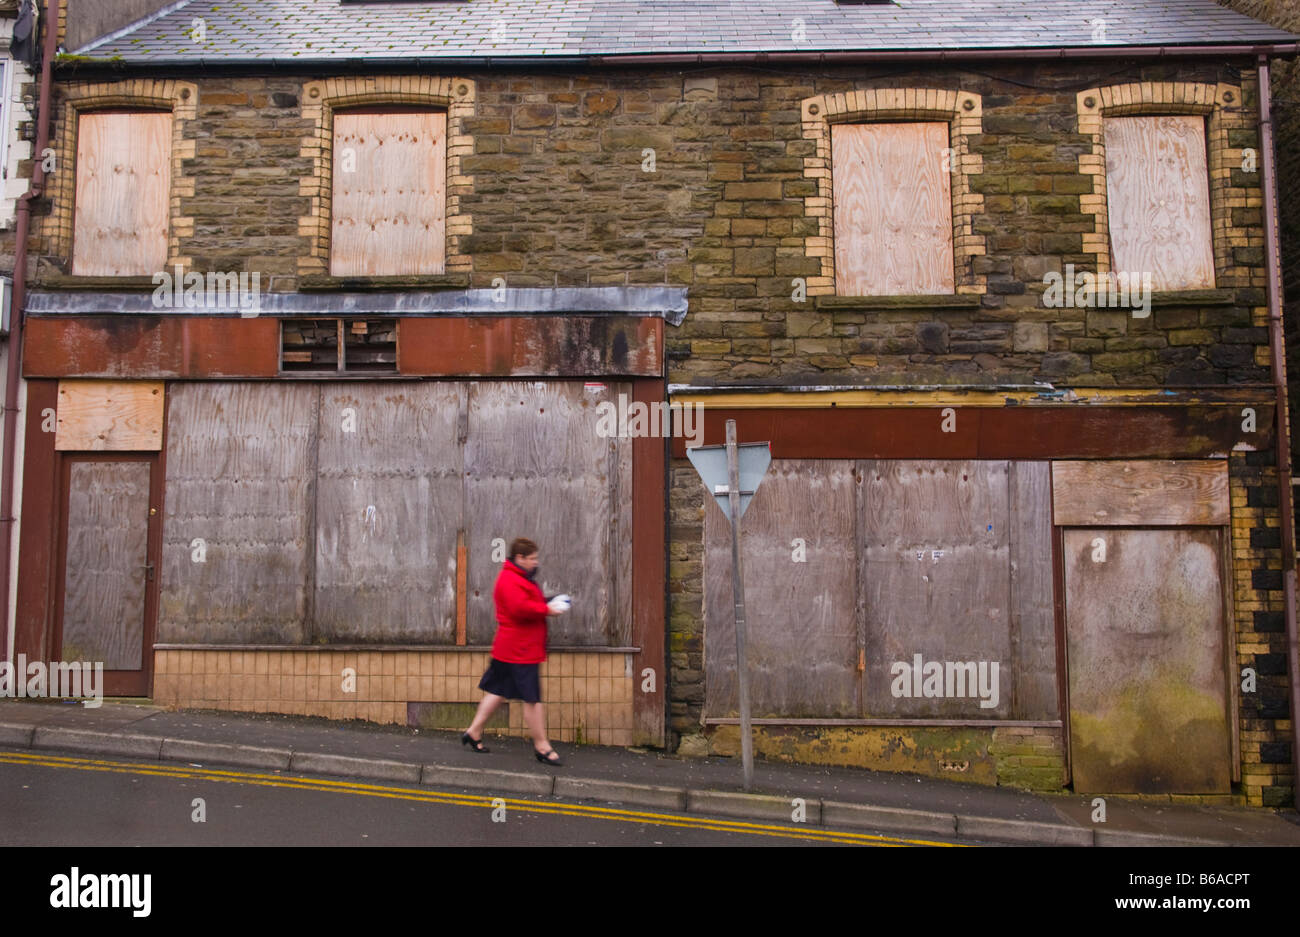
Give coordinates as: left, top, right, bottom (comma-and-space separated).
547, 595, 571, 615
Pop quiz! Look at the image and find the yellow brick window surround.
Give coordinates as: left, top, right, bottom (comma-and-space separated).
1074, 80, 1259, 292
799, 88, 987, 297
44, 79, 198, 275
297, 76, 475, 280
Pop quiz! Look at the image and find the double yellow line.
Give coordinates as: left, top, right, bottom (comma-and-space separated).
0, 750, 964, 847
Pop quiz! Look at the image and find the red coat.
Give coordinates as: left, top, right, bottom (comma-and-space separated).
490, 561, 550, 663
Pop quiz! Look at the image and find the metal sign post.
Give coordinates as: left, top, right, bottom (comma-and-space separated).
686, 420, 771, 793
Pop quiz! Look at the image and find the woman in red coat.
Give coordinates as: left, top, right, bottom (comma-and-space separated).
462, 537, 569, 765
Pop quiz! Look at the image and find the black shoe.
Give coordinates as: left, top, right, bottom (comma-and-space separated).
462, 732, 489, 753
535, 748, 562, 766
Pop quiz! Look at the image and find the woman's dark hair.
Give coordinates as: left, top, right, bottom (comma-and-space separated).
509, 537, 538, 560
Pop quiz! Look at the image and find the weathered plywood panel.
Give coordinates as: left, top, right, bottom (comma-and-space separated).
832, 122, 953, 296
1064, 528, 1231, 793
331, 111, 446, 276
703, 460, 859, 718
55, 380, 164, 451
314, 383, 463, 643
1007, 461, 1057, 718
158, 383, 317, 643
464, 381, 632, 647
61, 461, 149, 669
1104, 115, 1215, 290
861, 461, 1013, 718
1052, 460, 1229, 526
72, 111, 171, 277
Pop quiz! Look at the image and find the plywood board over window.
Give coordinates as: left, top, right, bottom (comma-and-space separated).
72, 110, 171, 277
1104, 115, 1215, 290
331, 111, 446, 276
831, 122, 953, 296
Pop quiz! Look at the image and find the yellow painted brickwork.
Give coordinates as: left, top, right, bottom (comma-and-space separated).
1228, 456, 1293, 807
40, 79, 198, 271
297, 75, 476, 276
799, 88, 987, 296
153, 649, 635, 746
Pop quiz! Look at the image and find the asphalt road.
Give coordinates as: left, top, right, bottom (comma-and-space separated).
0, 749, 973, 847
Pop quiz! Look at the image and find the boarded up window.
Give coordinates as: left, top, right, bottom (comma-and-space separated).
1104, 115, 1214, 290
331, 111, 446, 276
831, 122, 954, 295
158, 383, 318, 644
704, 460, 1056, 720
72, 110, 171, 277
159, 381, 631, 648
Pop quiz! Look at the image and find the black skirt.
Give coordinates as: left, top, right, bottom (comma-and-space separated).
478, 657, 542, 704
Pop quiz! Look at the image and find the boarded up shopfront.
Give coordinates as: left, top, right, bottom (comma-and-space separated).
704, 460, 1056, 721
678, 400, 1254, 795
158, 380, 632, 647
18, 302, 672, 748
150, 379, 636, 741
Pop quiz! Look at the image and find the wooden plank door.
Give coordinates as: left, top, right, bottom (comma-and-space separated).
1063, 527, 1232, 793
54, 454, 161, 697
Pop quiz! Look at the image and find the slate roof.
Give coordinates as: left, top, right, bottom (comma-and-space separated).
74, 0, 1300, 63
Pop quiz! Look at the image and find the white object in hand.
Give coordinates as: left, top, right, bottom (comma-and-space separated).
548, 594, 572, 614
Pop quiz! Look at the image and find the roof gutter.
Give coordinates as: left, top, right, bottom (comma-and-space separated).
50, 42, 1300, 74
589, 43, 1300, 65
0, 0, 58, 667
1257, 54, 1300, 812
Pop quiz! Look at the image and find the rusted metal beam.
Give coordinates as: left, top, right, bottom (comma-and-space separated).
669, 406, 1271, 460
398, 316, 663, 377
24, 317, 280, 378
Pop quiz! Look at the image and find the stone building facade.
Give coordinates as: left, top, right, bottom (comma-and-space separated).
8, 1, 1298, 807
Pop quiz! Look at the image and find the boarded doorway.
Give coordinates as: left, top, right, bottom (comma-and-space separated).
55, 455, 160, 697
1062, 528, 1232, 793
1055, 459, 1234, 795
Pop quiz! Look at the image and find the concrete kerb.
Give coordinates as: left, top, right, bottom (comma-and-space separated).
32, 727, 164, 760
822, 800, 958, 837
290, 752, 422, 784
420, 764, 555, 796
554, 776, 687, 810
686, 789, 821, 824
0, 722, 36, 747
161, 739, 292, 771
956, 814, 1094, 846
1093, 829, 1228, 847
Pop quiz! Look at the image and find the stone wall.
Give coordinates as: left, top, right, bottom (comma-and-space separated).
33, 60, 1274, 388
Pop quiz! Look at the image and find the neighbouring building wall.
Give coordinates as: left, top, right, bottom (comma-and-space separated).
0, 6, 36, 666
1219, 0, 1300, 480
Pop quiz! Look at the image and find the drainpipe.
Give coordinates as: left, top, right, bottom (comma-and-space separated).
1257, 55, 1300, 810
0, 0, 58, 665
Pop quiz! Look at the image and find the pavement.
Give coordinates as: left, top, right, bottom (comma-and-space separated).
2, 697, 1297, 846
